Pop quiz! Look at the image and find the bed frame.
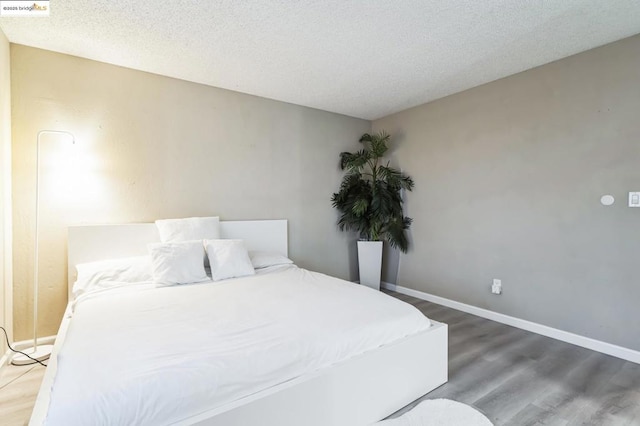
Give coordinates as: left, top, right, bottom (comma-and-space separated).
30, 220, 447, 426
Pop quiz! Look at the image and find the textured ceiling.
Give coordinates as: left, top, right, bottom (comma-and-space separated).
1, 1, 640, 120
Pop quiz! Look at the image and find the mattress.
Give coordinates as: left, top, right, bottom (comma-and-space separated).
44, 265, 431, 425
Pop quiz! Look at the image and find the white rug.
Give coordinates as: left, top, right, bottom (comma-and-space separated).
376, 399, 493, 426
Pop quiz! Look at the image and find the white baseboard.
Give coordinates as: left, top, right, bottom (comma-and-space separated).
0, 335, 57, 368
0, 351, 10, 369
382, 282, 640, 365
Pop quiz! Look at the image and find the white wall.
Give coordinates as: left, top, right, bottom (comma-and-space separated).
10, 45, 369, 340
0, 28, 12, 352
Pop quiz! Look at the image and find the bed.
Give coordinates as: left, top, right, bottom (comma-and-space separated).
30, 220, 447, 426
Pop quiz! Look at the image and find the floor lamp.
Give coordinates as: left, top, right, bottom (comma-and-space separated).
12, 130, 75, 365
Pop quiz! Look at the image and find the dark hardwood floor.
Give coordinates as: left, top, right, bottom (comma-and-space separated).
385, 290, 640, 426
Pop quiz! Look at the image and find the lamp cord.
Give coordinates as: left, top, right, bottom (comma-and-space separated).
0, 326, 48, 367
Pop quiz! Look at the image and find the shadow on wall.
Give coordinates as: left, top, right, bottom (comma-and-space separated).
347, 235, 359, 282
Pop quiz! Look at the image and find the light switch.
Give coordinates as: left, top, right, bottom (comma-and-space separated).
629, 192, 640, 207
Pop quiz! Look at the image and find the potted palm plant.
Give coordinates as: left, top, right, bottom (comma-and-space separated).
331, 131, 414, 290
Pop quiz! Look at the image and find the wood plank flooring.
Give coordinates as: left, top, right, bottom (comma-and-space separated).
1, 291, 638, 425
0, 362, 46, 425
385, 290, 640, 426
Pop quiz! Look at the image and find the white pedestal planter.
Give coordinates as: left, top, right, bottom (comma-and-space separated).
357, 240, 383, 290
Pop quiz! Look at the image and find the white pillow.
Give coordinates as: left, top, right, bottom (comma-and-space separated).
155, 217, 220, 242
155, 216, 220, 267
148, 241, 208, 285
249, 251, 293, 269
73, 256, 152, 299
205, 239, 255, 281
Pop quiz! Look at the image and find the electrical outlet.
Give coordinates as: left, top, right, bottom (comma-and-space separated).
492, 279, 502, 295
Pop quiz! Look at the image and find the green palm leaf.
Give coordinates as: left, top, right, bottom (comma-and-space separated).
332, 131, 414, 252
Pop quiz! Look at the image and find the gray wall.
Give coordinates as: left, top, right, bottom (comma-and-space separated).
373, 34, 640, 351
11, 45, 368, 340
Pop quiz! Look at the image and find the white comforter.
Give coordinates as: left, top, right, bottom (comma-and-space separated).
45, 265, 431, 425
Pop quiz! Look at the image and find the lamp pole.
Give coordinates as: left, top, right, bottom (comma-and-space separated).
12, 130, 75, 365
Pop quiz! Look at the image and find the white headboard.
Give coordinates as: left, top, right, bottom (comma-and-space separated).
68, 219, 288, 294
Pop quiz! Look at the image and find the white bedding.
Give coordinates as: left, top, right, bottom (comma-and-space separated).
45, 265, 431, 425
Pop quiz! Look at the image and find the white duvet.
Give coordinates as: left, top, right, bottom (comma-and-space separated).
45, 265, 431, 425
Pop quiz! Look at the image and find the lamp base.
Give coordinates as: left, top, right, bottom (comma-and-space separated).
11, 344, 53, 366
